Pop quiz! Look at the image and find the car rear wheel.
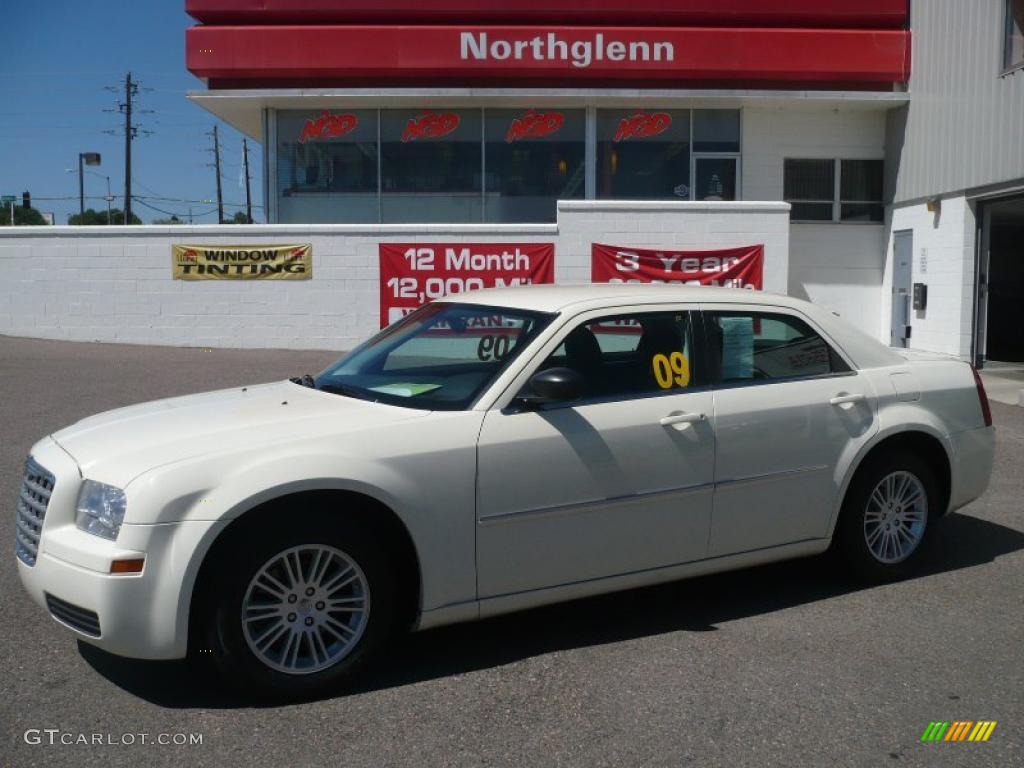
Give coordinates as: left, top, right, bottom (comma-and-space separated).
835, 451, 936, 580
203, 512, 398, 700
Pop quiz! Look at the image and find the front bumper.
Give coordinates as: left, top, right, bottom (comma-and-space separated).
15, 438, 221, 660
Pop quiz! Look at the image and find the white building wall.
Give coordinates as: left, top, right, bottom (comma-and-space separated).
742, 107, 888, 339
0, 201, 789, 350
886, 196, 976, 360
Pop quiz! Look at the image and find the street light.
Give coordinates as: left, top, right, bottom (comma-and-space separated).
65, 163, 112, 223
77, 152, 101, 219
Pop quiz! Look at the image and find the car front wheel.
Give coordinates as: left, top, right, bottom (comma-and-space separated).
202, 513, 398, 699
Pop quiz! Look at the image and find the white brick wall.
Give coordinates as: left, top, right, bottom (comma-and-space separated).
0, 201, 789, 350
743, 107, 888, 339
887, 196, 976, 360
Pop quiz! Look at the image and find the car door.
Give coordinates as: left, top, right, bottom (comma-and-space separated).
702, 305, 877, 556
475, 307, 716, 598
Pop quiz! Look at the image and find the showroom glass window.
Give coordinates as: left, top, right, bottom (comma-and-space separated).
484, 109, 585, 224
276, 110, 379, 224
381, 109, 482, 223
1006, 0, 1024, 71
597, 109, 691, 199
597, 109, 739, 201
692, 110, 741, 202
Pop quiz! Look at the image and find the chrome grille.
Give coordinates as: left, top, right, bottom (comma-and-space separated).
15, 457, 55, 567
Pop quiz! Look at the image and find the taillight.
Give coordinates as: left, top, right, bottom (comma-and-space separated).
970, 365, 993, 427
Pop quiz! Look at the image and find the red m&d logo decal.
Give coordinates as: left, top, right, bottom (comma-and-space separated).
298, 111, 359, 143
506, 110, 565, 142
614, 112, 672, 142
402, 111, 461, 142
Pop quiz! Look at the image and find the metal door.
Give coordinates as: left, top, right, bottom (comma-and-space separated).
890, 230, 913, 347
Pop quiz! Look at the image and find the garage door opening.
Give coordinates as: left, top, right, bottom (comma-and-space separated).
977, 195, 1024, 366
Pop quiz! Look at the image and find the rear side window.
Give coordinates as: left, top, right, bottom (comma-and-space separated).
705, 311, 850, 385
536, 310, 704, 400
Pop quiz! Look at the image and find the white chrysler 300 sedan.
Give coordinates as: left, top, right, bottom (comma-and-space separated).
16, 286, 994, 696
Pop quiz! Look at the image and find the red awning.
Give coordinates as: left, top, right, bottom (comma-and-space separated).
186, 0, 909, 29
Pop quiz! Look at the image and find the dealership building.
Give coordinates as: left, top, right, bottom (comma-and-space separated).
1, 1, 1021, 363
178, 0, 1024, 364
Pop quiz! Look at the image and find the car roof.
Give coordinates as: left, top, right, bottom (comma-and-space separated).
438, 284, 906, 370
437, 283, 799, 313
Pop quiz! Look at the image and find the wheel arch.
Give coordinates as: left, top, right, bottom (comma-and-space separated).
828, 426, 953, 538
184, 487, 423, 657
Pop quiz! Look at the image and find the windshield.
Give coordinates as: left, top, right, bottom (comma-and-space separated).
315, 302, 555, 410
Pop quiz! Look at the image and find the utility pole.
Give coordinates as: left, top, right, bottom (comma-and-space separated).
104, 73, 150, 224
79, 155, 85, 218
242, 137, 253, 223
210, 125, 224, 224
122, 73, 136, 223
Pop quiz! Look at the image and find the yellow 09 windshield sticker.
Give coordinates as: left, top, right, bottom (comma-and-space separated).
652, 352, 691, 389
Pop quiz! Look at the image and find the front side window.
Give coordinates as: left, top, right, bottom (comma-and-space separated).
1007, 0, 1024, 71
380, 109, 482, 223
317, 302, 553, 410
530, 311, 703, 402
705, 311, 850, 384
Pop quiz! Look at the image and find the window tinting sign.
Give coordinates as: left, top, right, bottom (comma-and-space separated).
172, 244, 312, 280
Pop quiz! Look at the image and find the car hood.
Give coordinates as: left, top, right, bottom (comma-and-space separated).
50, 380, 429, 487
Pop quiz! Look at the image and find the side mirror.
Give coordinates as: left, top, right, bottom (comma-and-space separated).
522, 367, 586, 407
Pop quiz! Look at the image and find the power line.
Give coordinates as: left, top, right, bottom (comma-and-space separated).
133, 198, 219, 219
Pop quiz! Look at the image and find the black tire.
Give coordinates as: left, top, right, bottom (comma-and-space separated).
834, 450, 938, 582
201, 510, 400, 701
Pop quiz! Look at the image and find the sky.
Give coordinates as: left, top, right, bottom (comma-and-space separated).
0, 0, 263, 224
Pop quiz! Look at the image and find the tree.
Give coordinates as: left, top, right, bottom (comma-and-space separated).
152, 215, 185, 225
68, 208, 142, 225
0, 205, 47, 225
228, 210, 252, 224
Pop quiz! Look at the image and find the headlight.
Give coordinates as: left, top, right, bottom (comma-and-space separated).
75, 480, 127, 540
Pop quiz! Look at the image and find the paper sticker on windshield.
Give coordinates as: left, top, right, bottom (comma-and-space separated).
368, 383, 443, 398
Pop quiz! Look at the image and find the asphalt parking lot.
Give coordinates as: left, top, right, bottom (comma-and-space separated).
1, 334, 1022, 768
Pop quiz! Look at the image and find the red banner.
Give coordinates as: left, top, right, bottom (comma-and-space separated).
379, 242, 554, 326
591, 243, 763, 290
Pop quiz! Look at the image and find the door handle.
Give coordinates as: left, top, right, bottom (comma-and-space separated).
829, 394, 866, 406
660, 412, 706, 427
